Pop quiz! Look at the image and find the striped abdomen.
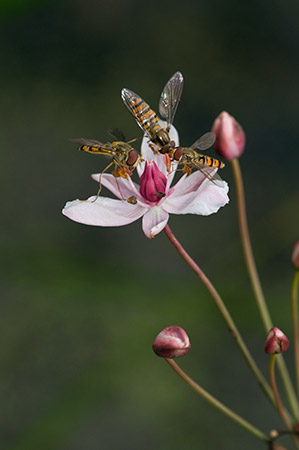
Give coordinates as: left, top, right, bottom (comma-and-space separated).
132, 96, 160, 134
78, 144, 113, 155
197, 155, 225, 169
79, 144, 100, 153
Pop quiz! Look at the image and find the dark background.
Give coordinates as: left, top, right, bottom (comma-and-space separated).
1, 0, 299, 449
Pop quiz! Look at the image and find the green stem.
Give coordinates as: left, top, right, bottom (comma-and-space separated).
231, 158, 299, 420
166, 358, 269, 443
164, 224, 275, 406
269, 355, 299, 450
269, 355, 293, 430
292, 270, 299, 396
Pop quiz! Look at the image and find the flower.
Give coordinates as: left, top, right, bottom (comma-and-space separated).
152, 325, 191, 358
264, 327, 289, 354
62, 126, 229, 239
291, 241, 299, 270
212, 111, 246, 161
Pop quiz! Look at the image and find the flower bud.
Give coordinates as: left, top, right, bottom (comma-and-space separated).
269, 443, 288, 450
212, 111, 246, 161
264, 327, 289, 354
153, 326, 191, 358
292, 241, 299, 270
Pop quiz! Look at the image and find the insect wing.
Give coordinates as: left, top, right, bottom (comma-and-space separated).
70, 138, 115, 156
70, 138, 104, 147
190, 160, 224, 187
191, 132, 216, 151
121, 88, 153, 138
159, 71, 184, 127
107, 128, 126, 142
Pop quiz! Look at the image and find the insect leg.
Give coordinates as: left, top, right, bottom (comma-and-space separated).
126, 136, 142, 145
92, 160, 114, 202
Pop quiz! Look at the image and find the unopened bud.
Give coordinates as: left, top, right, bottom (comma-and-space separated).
269, 430, 279, 439
152, 326, 191, 358
212, 111, 246, 161
269, 443, 288, 450
292, 241, 299, 270
264, 327, 289, 354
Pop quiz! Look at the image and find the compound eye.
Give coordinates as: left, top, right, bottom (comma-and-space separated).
159, 145, 171, 154
127, 149, 139, 166
174, 147, 183, 161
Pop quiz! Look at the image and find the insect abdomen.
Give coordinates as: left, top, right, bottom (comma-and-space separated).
79, 145, 97, 152
134, 98, 159, 132
198, 155, 224, 168
78, 145, 106, 154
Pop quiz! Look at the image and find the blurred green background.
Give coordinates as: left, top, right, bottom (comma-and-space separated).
1, 0, 299, 449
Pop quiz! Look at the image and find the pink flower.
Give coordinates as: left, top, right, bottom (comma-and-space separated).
62, 126, 229, 239
212, 111, 246, 161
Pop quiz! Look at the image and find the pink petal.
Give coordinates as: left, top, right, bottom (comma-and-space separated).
163, 176, 229, 216
91, 173, 139, 200
62, 196, 147, 226
142, 206, 169, 239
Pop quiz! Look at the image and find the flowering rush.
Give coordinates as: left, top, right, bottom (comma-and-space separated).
62, 126, 229, 238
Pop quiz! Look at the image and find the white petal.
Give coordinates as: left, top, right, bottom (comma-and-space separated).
168, 123, 179, 145
62, 196, 147, 226
142, 206, 169, 239
169, 171, 207, 197
91, 173, 139, 200
163, 176, 229, 216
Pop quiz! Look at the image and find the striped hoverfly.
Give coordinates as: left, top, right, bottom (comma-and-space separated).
160, 132, 225, 187
71, 129, 142, 200
122, 72, 224, 186
121, 71, 183, 149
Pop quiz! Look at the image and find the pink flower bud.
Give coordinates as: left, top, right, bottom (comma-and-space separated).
264, 327, 289, 354
153, 326, 191, 358
292, 241, 299, 270
139, 161, 167, 203
212, 111, 246, 161
269, 443, 288, 450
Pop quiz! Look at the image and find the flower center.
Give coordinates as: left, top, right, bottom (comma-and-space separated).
139, 161, 167, 203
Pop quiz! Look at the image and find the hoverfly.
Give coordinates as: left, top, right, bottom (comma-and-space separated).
160, 132, 225, 186
71, 129, 142, 201
121, 71, 183, 149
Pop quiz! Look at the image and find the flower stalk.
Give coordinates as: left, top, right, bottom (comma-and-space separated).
268, 356, 299, 450
292, 270, 299, 396
163, 224, 275, 406
231, 158, 299, 420
269, 355, 292, 431
166, 358, 270, 443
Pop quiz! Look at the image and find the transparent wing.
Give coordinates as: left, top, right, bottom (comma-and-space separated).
189, 161, 224, 187
159, 71, 184, 127
191, 132, 216, 151
107, 128, 126, 142
70, 138, 115, 156
70, 138, 105, 147
121, 88, 152, 137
